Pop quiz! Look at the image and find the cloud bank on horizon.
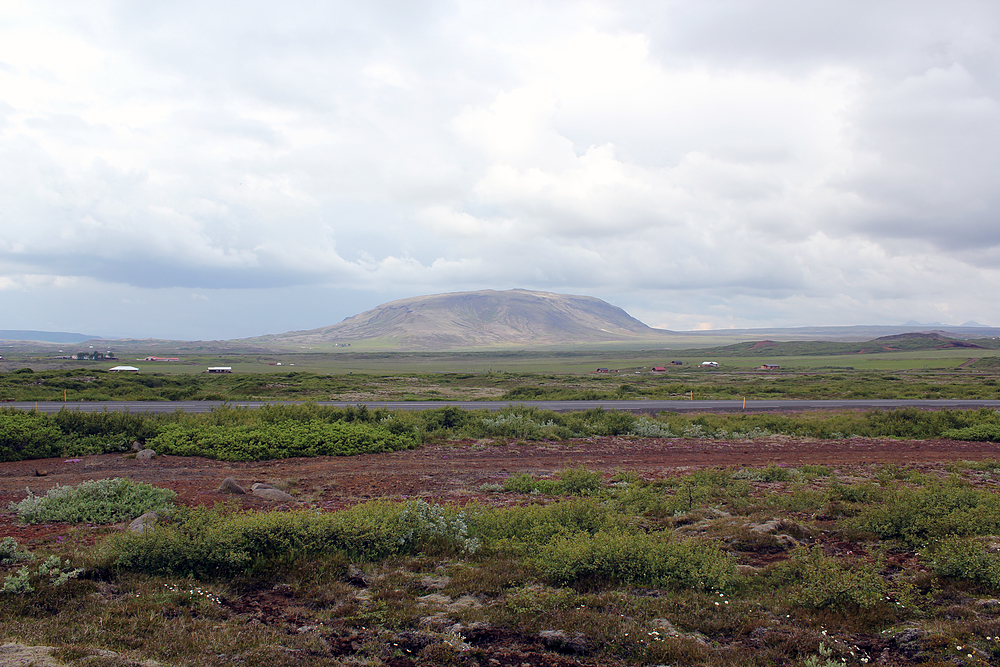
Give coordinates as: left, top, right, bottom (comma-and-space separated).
1, 0, 998, 339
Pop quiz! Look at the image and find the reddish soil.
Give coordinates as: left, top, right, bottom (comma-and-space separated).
2, 435, 999, 545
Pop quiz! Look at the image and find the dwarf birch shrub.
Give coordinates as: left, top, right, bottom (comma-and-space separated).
10, 478, 176, 524
102, 501, 481, 578
923, 535, 1000, 589
777, 546, 887, 610
851, 480, 1000, 545
150, 419, 417, 461
0, 410, 62, 461
467, 499, 617, 555
537, 529, 738, 591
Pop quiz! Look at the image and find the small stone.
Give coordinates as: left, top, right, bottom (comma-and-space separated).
135, 449, 157, 460
131, 441, 142, 451
34, 469, 47, 477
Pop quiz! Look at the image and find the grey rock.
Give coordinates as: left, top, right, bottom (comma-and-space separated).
131, 441, 142, 451
129, 511, 159, 534
251, 487, 296, 502
135, 449, 157, 460
346, 564, 369, 587
250, 482, 274, 491
217, 477, 247, 494
538, 629, 589, 654
893, 628, 925, 659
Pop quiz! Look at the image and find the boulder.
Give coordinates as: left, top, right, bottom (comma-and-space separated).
128, 512, 159, 534
135, 449, 157, 460
217, 477, 247, 494
251, 487, 296, 502
538, 630, 590, 655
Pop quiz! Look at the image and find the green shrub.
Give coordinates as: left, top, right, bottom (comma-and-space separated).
149, 419, 417, 461
629, 417, 675, 438
468, 499, 615, 555
556, 467, 602, 495
100, 500, 479, 578
943, 424, 1000, 442
9, 478, 176, 524
501, 468, 601, 496
851, 480, 1000, 545
924, 535, 1000, 589
0, 537, 34, 565
1, 567, 33, 594
0, 410, 62, 461
536, 529, 738, 591
779, 545, 887, 610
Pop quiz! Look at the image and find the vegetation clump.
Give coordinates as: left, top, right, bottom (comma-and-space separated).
10, 478, 176, 524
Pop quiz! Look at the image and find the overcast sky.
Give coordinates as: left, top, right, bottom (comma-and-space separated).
1, 0, 998, 339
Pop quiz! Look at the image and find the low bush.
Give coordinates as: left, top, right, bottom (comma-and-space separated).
100, 500, 479, 578
9, 478, 176, 524
501, 467, 602, 496
149, 419, 417, 461
0, 537, 34, 565
850, 480, 1000, 545
0, 410, 62, 461
536, 529, 738, 591
923, 535, 1000, 589
467, 499, 616, 555
943, 424, 1000, 442
776, 545, 887, 610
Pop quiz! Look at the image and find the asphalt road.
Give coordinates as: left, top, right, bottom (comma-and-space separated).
7, 399, 1000, 414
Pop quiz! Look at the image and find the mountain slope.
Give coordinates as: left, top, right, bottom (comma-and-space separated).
265, 289, 668, 349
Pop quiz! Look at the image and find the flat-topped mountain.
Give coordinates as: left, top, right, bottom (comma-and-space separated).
263, 289, 669, 349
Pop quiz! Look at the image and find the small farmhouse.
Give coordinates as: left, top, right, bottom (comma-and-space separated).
651, 366, 667, 372
759, 364, 780, 370
207, 367, 233, 373
700, 361, 719, 368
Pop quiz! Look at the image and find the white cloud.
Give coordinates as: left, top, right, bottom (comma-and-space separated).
1, 0, 999, 337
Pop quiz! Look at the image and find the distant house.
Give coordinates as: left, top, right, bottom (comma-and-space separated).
109, 365, 139, 373
144, 356, 179, 362
596, 368, 610, 373
207, 367, 233, 373
700, 361, 719, 368
759, 364, 780, 370
651, 366, 667, 372
671, 360, 683, 365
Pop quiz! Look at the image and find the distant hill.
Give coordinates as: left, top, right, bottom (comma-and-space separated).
676, 332, 1000, 358
259, 289, 670, 350
0, 330, 96, 344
